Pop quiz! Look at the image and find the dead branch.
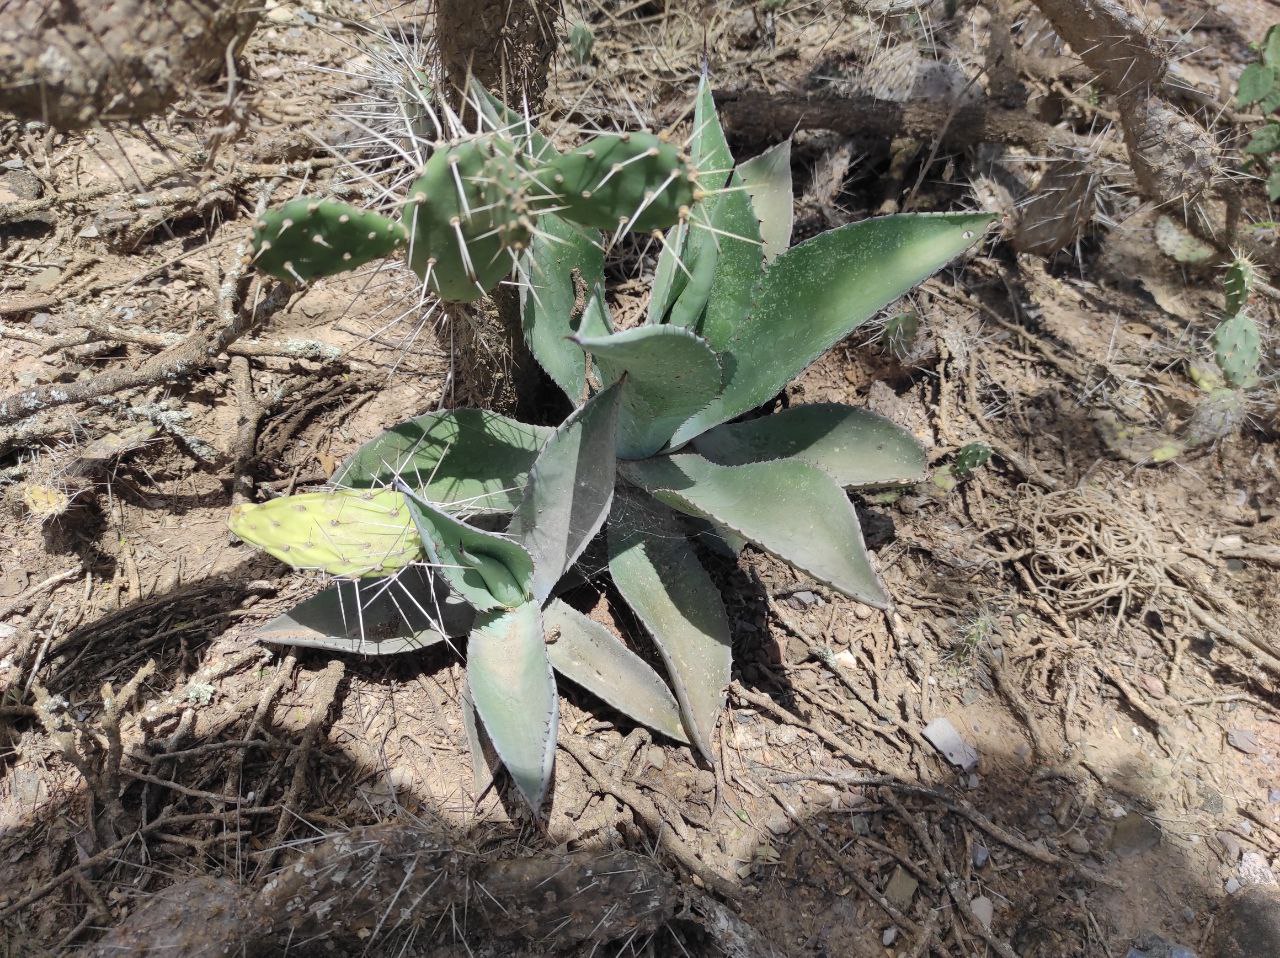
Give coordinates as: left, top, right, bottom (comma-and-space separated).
713, 89, 1129, 162
0, 278, 292, 429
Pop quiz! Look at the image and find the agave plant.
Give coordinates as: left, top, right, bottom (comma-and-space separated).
231, 80, 993, 810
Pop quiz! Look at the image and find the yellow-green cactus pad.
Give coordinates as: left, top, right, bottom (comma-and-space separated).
229, 489, 424, 577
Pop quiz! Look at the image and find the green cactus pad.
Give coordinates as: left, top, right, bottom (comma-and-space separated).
1182, 387, 1247, 447
251, 199, 406, 282
546, 132, 698, 232
406, 135, 537, 301
1224, 257, 1257, 316
1212, 311, 1262, 389
229, 489, 423, 578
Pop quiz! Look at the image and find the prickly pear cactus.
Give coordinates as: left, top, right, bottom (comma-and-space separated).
245, 81, 706, 302
228, 489, 422, 577
1223, 257, 1257, 316
1212, 312, 1262, 389
406, 134, 537, 301
251, 199, 406, 282
235, 75, 994, 813
545, 133, 699, 232
1181, 387, 1247, 448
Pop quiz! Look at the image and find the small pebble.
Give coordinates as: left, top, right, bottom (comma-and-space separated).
972, 843, 990, 868
1066, 832, 1091, 855
970, 895, 994, 929
882, 926, 899, 947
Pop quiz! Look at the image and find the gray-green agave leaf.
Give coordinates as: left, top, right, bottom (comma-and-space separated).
672, 212, 994, 445
737, 139, 794, 263
574, 326, 721, 458
544, 599, 689, 745
520, 213, 611, 403
334, 409, 551, 515
509, 383, 621, 602
258, 568, 473, 655
608, 489, 732, 760
399, 485, 533, 610
467, 601, 557, 810
622, 453, 889, 608
693, 403, 927, 488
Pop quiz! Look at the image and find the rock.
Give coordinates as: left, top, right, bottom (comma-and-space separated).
1066, 832, 1091, 855
1110, 811, 1161, 857
972, 844, 990, 868
922, 717, 979, 771
1268, 788, 1280, 804
1228, 729, 1262, 754
884, 866, 918, 911
791, 590, 818, 606
1227, 878, 1242, 895
970, 895, 994, 929
882, 926, 899, 947
1210, 884, 1280, 958
1139, 675, 1167, 699
1216, 831, 1243, 864
1239, 852, 1277, 888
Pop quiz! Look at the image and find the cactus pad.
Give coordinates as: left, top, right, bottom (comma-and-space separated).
545, 133, 698, 232
229, 489, 423, 578
1182, 388, 1247, 447
251, 199, 406, 282
1211, 312, 1262, 389
406, 135, 537, 301
1224, 257, 1257, 316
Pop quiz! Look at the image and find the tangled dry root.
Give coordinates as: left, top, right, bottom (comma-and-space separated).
998, 486, 1166, 619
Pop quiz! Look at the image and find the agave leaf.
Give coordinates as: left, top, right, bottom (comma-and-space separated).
468, 77, 556, 163
737, 139, 793, 262
258, 568, 474, 654
672, 212, 995, 445
520, 213, 611, 403
574, 326, 721, 459
467, 602, 557, 810
460, 674, 499, 795
646, 75, 734, 325
693, 403, 927, 488
334, 409, 551, 515
543, 599, 689, 744
622, 453, 889, 608
508, 383, 621, 602
399, 486, 533, 611
688, 174, 764, 354
608, 489, 732, 761
692, 73, 733, 192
